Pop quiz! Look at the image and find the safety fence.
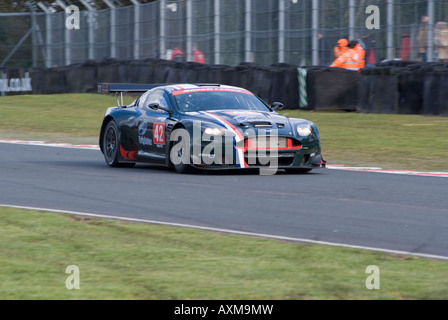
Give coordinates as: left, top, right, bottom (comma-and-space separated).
2, 0, 448, 69
1, 59, 447, 116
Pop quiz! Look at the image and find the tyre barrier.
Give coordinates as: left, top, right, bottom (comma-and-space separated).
359, 61, 448, 115
306, 67, 361, 111
23, 58, 305, 109
6, 58, 447, 115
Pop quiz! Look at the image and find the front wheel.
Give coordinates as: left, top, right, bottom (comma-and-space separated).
170, 128, 194, 174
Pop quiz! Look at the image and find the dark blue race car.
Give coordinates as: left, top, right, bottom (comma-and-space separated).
98, 83, 325, 174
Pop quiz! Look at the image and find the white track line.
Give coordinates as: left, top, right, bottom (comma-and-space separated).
1, 139, 447, 177
0, 139, 99, 150
1, 204, 447, 261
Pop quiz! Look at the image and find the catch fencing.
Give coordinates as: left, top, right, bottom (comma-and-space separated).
1, 0, 448, 68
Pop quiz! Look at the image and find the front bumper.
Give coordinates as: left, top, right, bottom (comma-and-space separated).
189, 135, 325, 170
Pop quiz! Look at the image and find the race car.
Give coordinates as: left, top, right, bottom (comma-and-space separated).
98, 83, 326, 174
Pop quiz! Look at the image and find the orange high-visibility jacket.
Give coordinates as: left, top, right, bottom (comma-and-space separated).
330, 48, 360, 70
333, 39, 348, 58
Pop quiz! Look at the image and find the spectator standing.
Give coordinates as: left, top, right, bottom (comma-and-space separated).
434, 21, 448, 62
333, 38, 348, 60
171, 47, 186, 63
330, 40, 360, 71
417, 14, 429, 62
317, 32, 332, 66
193, 44, 205, 64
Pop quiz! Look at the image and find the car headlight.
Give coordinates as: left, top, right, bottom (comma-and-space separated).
204, 127, 227, 136
297, 123, 313, 137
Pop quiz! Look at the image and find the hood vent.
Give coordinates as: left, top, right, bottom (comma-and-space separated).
249, 121, 272, 127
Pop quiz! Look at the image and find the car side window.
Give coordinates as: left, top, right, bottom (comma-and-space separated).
136, 91, 150, 109
145, 90, 171, 112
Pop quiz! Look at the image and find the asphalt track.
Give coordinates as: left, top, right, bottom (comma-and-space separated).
1, 141, 448, 260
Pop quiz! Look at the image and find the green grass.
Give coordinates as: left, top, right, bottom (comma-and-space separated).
281, 110, 448, 171
1, 93, 447, 171
1, 94, 448, 300
1, 207, 448, 300
0, 93, 130, 143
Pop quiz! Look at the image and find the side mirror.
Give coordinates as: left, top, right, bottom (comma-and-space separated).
148, 103, 172, 114
271, 102, 284, 110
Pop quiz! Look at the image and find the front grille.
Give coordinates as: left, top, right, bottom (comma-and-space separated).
242, 137, 302, 150
244, 153, 295, 167
248, 136, 287, 149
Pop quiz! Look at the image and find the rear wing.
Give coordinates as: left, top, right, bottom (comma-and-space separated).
97, 83, 165, 106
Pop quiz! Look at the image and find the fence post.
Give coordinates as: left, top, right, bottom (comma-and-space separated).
214, 0, 221, 64
103, 1, 117, 58
348, 0, 355, 40
312, 0, 319, 66
131, 0, 141, 60
245, 0, 252, 62
186, 0, 193, 61
37, 2, 53, 67
427, 0, 435, 62
387, 0, 394, 60
79, 0, 95, 60
279, 0, 285, 63
160, 0, 166, 60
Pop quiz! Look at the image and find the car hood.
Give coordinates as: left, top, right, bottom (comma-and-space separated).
185, 109, 300, 133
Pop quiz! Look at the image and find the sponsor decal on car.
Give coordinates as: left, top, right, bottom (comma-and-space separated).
138, 136, 152, 146
153, 123, 165, 145
138, 122, 148, 135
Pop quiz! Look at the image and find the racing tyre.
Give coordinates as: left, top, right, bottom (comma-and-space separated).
103, 121, 121, 167
170, 128, 194, 174
103, 121, 135, 168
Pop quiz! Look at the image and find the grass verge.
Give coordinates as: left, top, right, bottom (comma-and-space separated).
1, 207, 448, 300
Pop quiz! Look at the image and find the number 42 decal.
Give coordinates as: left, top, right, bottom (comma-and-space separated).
153, 123, 165, 145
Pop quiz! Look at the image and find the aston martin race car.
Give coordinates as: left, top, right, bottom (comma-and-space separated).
98, 83, 325, 174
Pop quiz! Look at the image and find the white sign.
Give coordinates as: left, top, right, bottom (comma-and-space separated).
0, 72, 32, 94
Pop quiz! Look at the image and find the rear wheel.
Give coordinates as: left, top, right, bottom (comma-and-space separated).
103, 121, 120, 167
103, 121, 135, 168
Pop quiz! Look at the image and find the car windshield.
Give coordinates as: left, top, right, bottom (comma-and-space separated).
173, 88, 271, 113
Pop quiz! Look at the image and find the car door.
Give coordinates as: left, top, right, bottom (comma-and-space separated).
137, 89, 172, 163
